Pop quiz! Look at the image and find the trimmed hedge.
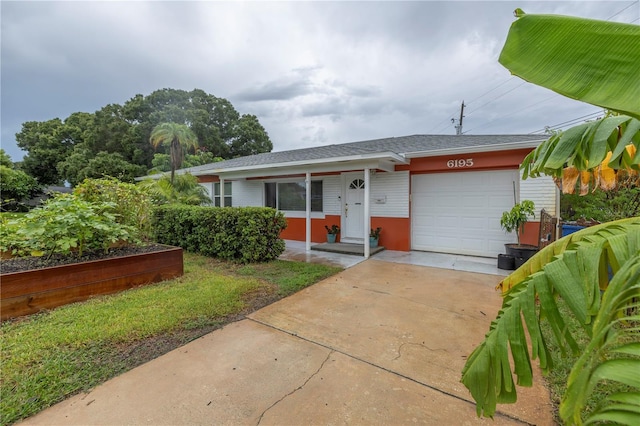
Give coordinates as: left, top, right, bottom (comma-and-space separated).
152, 205, 287, 263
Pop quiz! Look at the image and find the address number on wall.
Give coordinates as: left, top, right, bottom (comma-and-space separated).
447, 158, 474, 168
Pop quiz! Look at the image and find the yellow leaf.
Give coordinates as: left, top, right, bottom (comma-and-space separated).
562, 167, 580, 194
580, 171, 591, 195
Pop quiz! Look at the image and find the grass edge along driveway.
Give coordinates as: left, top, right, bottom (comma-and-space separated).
0, 252, 342, 426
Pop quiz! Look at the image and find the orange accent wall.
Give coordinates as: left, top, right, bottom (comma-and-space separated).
371, 217, 410, 251
280, 215, 342, 243
397, 148, 533, 174
280, 216, 410, 251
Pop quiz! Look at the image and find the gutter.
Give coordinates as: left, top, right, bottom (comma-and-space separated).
401, 139, 545, 159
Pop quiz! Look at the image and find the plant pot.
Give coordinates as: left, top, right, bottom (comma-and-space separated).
505, 244, 538, 269
497, 254, 515, 270
369, 237, 379, 248
327, 234, 337, 244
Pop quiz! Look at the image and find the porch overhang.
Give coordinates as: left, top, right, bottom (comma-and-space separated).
190, 151, 408, 180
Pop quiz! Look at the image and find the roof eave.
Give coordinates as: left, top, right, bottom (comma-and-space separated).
190, 151, 409, 176
402, 139, 545, 159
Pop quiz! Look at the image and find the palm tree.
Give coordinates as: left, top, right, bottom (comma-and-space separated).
461, 11, 640, 425
138, 173, 211, 206
149, 123, 199, 184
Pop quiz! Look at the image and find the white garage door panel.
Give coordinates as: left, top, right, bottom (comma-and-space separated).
411, 170, 518, 257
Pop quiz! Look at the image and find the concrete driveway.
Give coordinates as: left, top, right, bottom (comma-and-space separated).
22, 260, 553, 425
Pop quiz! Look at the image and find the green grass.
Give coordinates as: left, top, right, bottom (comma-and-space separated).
235, 260, 342, 295
0, 252, 341, 425
539, 298, 635, 423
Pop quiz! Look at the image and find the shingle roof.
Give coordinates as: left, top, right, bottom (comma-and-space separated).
183, 134, 545, 174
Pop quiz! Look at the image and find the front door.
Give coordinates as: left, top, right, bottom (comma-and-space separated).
344, 176, 365, 240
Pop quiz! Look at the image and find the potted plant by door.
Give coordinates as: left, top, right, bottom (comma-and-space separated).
500, 200, 538, 269
324, 225, 340, 243
370, 227, 382, 248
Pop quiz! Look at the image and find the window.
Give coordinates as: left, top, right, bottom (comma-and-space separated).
349, 178, 365, 189
213, 182, 232, 207
264, 181, 323, 212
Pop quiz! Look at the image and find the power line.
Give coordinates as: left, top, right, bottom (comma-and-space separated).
428, 104, 465, 133
464, 82, 527, 117
462, 93, 557, 134
606, 1, 637, 20
429, 76, 520, 133
465, 77, 516, 106
528, 111, 604, 134
433, 3, 637, 135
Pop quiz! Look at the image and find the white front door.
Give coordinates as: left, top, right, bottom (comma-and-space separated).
344, 176, 365, 240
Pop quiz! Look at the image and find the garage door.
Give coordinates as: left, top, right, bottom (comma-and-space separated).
411, 170, 518, 257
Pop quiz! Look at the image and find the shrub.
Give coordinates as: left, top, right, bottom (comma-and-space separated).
138, 173, 211, 206
0, 165, 41, 212
153, 205, 287, 263
73, 177, 154, 240
1, 194, 139, 258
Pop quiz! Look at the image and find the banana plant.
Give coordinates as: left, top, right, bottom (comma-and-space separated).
461, 218, 640, 424
462, 10, 640, 425
501, 10, 640, 196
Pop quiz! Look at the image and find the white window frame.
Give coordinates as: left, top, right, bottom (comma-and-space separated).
264, 178, 325, 218
213, 182, 232, 207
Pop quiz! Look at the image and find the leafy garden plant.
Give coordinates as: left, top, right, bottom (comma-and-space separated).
74, 177, 154, 240
500, 200, 535, 246
370, 227, 382, 239
1, 193, 138, 259
324, 224, 340, 235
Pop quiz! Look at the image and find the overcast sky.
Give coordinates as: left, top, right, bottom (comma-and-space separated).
2, 1, 638, 162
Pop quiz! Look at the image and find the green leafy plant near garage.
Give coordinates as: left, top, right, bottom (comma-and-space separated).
461, 10, 640, 426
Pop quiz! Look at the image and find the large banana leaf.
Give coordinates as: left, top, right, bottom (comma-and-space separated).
520, 115, 640, 194
561, 255, 640, 425
499, 11, 640, 120
461, 218, 640, 420
499, 217, 640, 292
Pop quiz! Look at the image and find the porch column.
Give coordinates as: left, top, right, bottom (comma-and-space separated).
364, 168, 371, 259
219, 177, 225, 207
305, 172, 311, 252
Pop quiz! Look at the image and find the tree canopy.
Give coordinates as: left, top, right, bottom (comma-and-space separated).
15, 88, 273, 186
0, 149, 41, 211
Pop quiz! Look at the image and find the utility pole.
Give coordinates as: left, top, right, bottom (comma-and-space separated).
452, 101, 465, 135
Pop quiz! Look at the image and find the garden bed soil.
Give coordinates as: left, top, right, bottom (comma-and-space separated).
1, 244, 168, 274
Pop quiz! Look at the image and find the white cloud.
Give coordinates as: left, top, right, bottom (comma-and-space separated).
1, 1, 636, 161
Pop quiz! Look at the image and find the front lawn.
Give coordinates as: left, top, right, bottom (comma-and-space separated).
0, 252, 342, 425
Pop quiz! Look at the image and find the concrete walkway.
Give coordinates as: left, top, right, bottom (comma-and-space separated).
281, 239, 510, 276
22, 260, 553, 425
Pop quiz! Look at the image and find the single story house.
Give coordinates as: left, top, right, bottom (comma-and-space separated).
177, 134, 558, 258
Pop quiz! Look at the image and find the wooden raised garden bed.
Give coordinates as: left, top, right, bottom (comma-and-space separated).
1, 245, 183, 321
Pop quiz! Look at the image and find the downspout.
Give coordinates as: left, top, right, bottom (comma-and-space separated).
364, 168, 371, 259
306, 172, 311, 252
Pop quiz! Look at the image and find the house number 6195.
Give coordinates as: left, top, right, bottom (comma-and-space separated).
447, 158, 474, 168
